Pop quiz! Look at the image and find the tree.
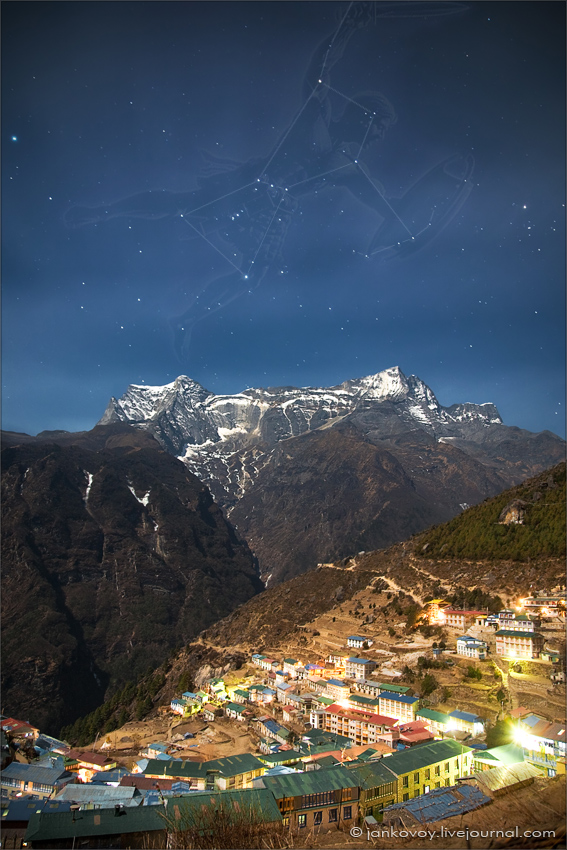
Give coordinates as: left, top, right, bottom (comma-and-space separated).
420, 673, 438, 696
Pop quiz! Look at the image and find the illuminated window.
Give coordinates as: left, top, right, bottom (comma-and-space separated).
298, 814, 307, 828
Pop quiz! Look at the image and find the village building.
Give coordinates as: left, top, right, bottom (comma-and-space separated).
415, 708, 452, 737
66, 751, 118, 784
282, 658, 302, 677
345, 658, 377, 681
441, 609, 489, 631
377, 692, 419, 724
0, 762, 75, 800
456, 636, 488, 659
446, 710, 485, 737
346, 759, 400, 821
353, 681, 412, 698
498, 613, 538, 631
515, 714, 566, 777
495, 629, 545, 659
322, 704, 398, 747
348, 694, 381, 711
378, 739, 474, 801
347, 636, 373, 649
324, 679, 351, 702
521, 594, 566, 616
256, 764, 359, 832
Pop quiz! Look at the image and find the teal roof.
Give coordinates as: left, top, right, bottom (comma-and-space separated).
495, 630, 540, 638
347, 759, 399, 789
349, 694, 380, 706
204, 754, 266, 777
416, 708, 451, 725
473, 744, 525, 766
25, 805, 166, 843
256, 750, 303, 766
383, 739, 473, 776
362, 681, 411, 694
261, 764, 359, 799
24, 790, 282, 843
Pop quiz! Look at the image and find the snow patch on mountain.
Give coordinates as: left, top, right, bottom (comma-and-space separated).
98, 366, 504, 506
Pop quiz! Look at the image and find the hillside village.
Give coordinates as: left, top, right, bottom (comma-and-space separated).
2, 587, 565, 849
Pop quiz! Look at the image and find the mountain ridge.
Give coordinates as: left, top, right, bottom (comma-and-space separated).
98, 367, 565, 583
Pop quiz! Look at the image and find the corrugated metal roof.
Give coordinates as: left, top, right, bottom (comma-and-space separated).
379, 692, 419, 705
0, 762, 71, 785
468, 762, 542, 793
416, 708, 450, 724
24, 789, 282, 842
382, 739, 472, 776
385, 785, 490, 823
261, 764, 358, 798
449, 710, 481, 722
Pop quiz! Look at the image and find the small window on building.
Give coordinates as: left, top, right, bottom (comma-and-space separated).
435, 765, 440, 776
424, 769, 430, 780
329, 809, 337, 823
343, 806, 352, 820
298, 814, 307, 828
445, 778, 450, 787
413, 773, 419, 782
282, 816, 289, 828
445, 763, 450, 771
403, 793, 409, 802
402, 776, 409, 787
314, 811, 322, 826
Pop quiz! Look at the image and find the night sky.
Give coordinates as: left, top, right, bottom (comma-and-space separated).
2, 1, 565, 438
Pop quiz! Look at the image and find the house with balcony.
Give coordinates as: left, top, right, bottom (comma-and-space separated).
322, 705, 398, 747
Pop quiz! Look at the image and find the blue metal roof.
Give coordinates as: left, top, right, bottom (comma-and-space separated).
449, 710, 482, 723
384, 785, 490, 823
379, 692, 419, 705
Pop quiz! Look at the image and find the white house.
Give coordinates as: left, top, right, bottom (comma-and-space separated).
347, 636, 373, 649
456, 636, 488, 659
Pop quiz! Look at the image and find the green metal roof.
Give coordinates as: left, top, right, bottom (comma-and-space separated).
24, 790, 282, 843
347, 759, 399, 789
416, 708, 451, 724
261, 764, 359, 798
25, 804, 167, 843
363, 681, 411, 694
383, 739, 473, 776
204, 753, 266, 777
473, 744, 525, 766
349, 694, 380, 706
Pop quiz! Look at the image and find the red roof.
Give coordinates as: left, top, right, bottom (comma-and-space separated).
324, 703, 398, 727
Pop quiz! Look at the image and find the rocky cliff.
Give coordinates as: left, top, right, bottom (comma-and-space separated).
1, 424, 262, 732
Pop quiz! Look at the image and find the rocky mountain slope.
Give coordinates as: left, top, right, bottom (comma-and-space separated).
1, 424, 262, 733
61, 461, 566, 744
99, 367, 565, 583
